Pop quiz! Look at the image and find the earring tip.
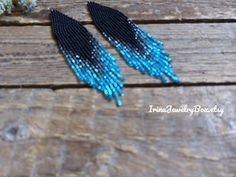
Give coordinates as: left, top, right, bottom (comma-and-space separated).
48, 7, 55, 11
87, 1, 96, 6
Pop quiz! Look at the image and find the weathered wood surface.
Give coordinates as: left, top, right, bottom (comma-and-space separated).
0, 0, 236, 176
1, 23, 236, 86
0, 86, 236, 177
0, 0, 236, 25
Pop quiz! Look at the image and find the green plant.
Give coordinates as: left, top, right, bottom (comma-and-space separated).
0, 0, 37, 15
0, 0, 13, 15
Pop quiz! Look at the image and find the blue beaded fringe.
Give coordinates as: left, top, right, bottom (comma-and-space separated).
50, 9, 124, 106
62, 41, 124, 106
103, 20, 180, 83
88, 2, 180, 84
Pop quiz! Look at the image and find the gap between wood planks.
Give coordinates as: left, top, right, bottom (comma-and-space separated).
1, 18, 236, 26
0, 82, 236, 91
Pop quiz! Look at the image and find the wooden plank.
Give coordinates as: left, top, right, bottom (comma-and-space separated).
0, 86, 235, 177
0, 0, 236, 25
0, 23, 236, 85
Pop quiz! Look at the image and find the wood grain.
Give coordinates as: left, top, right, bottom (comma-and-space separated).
0, 23, 236, 86
0, 0, 236, 25
0, 1, 235, 177
0, 86, 235, 177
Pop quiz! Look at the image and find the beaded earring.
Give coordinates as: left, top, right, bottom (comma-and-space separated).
50, 9, 125, 106
87, 2, 180, 83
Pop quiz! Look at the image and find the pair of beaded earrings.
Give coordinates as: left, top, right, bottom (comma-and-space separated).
50, 2, 180, 107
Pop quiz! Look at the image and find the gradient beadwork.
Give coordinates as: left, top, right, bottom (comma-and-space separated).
87, 2, 180, 83
50, 9, 124, 106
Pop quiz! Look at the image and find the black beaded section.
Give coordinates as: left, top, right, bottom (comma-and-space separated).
50, 9, 102, 70
87, 1, 143, 52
